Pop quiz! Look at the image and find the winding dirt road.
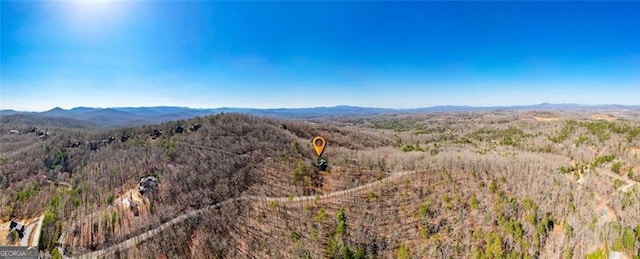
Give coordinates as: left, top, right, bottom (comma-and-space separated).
70, 170, 418, 258
57, 189, 134, 257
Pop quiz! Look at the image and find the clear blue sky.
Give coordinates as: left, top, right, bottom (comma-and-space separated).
1, 1, 639, 111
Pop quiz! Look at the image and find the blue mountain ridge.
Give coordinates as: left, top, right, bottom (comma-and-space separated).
1, 104, 638, 127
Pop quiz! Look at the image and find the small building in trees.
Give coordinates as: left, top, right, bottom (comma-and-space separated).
150, 129, 162, 139
67, 142, 82, 148
190, 124, 202, 132
9, 221, 25, 239
139, 176, 159, 195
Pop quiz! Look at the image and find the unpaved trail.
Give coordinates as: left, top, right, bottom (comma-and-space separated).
619, 183, 635, 193
18, 217, 41, 247
600, 170, 639, 191
57, 189, 134, 251
30, 214, 44, 247
591, 170, 639, 224
72, 170, 418, 258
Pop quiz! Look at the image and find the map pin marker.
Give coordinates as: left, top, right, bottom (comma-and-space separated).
312, 136, 326, 157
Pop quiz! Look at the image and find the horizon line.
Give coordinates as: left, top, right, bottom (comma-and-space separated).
2, 102, 640, 113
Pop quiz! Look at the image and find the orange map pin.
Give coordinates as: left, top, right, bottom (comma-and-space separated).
312, 136, 326, 157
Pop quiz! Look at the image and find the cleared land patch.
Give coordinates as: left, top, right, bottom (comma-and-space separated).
534, 116, 560, 122
591, 113, 616, 121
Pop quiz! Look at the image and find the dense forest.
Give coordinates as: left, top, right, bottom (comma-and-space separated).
1, 111, 640, 258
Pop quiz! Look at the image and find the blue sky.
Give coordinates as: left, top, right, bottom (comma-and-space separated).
1, 1, 639, 111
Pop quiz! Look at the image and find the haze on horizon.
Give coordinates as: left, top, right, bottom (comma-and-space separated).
1, 1, 639, 112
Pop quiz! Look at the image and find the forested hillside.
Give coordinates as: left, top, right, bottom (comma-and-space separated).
1, 111, 640, 258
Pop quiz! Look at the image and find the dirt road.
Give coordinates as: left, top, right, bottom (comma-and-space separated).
600, 170, 639, 191
30, 215, 44, 247
73, 170, 418, 258
57, 189, 134, 256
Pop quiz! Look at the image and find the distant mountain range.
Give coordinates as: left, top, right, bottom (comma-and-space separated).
1, 103, 638, 127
